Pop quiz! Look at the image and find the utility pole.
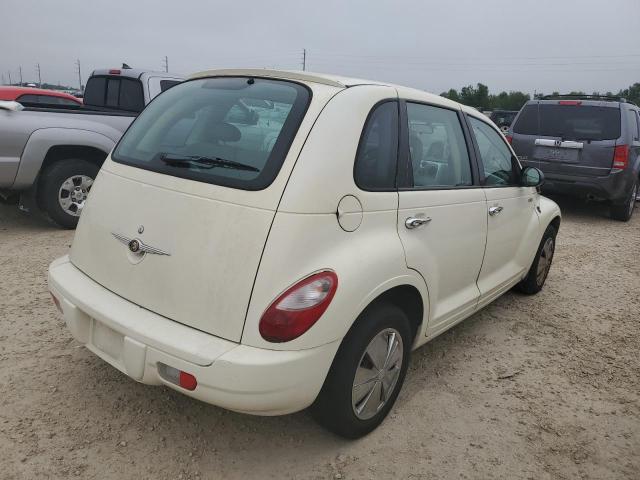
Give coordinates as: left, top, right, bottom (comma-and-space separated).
163, 56, 168, 73
302, 48, 306, 71
75, 59, 82, 91
1, 74, 5, 85
36, 63, 42, 88
8, 71, 12, 86
19, 66, 23, 86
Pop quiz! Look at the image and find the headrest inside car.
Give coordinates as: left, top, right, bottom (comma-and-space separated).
210, 122, 241, 142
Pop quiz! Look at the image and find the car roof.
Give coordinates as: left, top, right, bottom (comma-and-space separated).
527, 99, 623, 108
90, 68, 176, 79
189, 68, 474, 115
0, 86, 81, 102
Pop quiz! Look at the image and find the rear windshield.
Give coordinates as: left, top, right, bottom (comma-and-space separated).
513, 103, 621, 141
112, 77, 310, 190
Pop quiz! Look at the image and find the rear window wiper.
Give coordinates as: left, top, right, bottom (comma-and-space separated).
159, 153, 259, 172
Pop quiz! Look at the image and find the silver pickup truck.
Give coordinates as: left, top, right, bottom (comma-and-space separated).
0, 68, 183, 227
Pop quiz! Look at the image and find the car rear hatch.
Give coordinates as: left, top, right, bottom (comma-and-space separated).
512, 100, 621, 177
69, 75, 328, 343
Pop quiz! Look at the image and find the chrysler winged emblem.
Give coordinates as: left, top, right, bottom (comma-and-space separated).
112, 232, 170, 256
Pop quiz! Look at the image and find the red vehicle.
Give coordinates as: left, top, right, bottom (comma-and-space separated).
0, 86, 82, 106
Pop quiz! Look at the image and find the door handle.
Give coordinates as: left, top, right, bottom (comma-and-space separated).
488, 206, 504, 216
405, 216, 431, 229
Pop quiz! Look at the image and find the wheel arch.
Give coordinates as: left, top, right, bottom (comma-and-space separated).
349, 282, 426, 348
12, 128, 115, 190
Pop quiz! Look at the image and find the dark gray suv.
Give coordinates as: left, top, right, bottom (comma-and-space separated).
508, 96, 640, 221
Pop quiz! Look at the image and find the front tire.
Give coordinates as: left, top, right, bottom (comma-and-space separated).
610, 180, 638, 222
311, 303, 412, 439
38, 159, 99, 229
516, 224, 557, 295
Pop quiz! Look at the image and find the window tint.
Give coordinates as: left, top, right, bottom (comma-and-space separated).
16, 94, 40, 104
630, 110, 640, 140
83, 77, 106, 106
160, 80, 181, 92
512, 104, 538, 135
112, 77, 310, 190
469, 117, 517, 186
119, 78, 144, 112
406, 103, 472, 188
354, 101, 398, 190
106, 79, 120, 108
540, 105, 621, 140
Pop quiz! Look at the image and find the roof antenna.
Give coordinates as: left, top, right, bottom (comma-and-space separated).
122, 63, 132, 69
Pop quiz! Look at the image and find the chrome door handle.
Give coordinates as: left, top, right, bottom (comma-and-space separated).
488, 206, 504, 216
405, 216, 431, 229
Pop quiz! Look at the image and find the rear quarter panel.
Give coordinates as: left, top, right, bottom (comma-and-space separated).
242, 85, 430, 351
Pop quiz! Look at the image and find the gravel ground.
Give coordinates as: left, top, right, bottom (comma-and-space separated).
1, 197, 639, 480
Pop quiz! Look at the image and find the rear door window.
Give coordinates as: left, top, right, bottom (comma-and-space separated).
354, 101, 399, 190
112, 77, 311, 190
405, 103, 472, 188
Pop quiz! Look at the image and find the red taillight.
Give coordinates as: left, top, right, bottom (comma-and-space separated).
558, 100, 582, 106
613, 145, 629, 170
259, 271, 338, 343
108, 69, 121, 75
505, 134, 513, 144
50, 292, 62, 314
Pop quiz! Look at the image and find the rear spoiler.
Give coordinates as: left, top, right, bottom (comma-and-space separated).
0, 101, 24, 112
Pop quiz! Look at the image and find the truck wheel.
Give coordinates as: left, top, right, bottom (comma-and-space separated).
611, 180, 639, 222
38, 159, 100, 229
610, 180, 638, 222
311, 303, 412, 439
516, 224, 557, 295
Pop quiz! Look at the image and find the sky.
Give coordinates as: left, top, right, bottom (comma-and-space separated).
2, 0, 639, 96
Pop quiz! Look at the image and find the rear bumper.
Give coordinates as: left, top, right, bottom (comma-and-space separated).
48, 256, 339, 415
524, 164, 634, 203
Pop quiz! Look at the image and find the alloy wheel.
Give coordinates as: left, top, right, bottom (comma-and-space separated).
58, 175, 93, 217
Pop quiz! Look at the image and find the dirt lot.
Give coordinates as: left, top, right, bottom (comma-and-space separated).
1, 197, 638, 480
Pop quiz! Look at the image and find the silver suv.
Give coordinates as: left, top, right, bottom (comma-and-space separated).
508, 96, 640, 221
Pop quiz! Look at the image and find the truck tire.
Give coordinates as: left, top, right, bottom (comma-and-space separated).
610, 180, 638, 222
38, 159, 100, 229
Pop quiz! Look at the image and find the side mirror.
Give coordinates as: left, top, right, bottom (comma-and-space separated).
521, 166, 544, 187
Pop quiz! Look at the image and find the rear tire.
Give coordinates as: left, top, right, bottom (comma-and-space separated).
516, 224, 557, 295
38, 159, 99, 229
311, 303, 412, 439
610, 180, 638, 222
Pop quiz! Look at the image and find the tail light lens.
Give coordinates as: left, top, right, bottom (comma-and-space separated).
612, 145, 629, 170
505, 134, 513, 144
259, 271, 338, 343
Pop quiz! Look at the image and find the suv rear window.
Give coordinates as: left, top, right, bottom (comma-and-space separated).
513, 103, 621, 140
112, 77, 311, 190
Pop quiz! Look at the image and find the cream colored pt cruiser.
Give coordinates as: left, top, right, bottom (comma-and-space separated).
48, 69, 561, 438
